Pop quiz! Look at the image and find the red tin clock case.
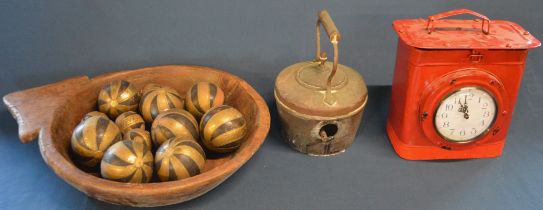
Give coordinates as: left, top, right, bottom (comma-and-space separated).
386, 9, 541, 160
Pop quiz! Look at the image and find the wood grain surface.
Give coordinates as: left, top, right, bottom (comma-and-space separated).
2, 65, 271, 207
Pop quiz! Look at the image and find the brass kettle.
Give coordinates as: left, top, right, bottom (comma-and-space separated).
274, 10, 368, 156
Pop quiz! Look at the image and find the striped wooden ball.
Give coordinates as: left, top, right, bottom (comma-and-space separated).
124, 128, 152, 148
71, 116, 122, 168
82, 111, 109, 122
98, 80, 140, 119
185, 82, 225, 119
155, 138, 206, 182
115, 111, 145, 133
101, 140, 153, 183
151, 109, 199, 147
200, 105, 247, 153
141, 83, 162, 95
139, 86, 184, 123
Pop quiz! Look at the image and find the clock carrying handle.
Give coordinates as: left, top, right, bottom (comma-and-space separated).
426, 8, 491, 35
315, 10, 341, 105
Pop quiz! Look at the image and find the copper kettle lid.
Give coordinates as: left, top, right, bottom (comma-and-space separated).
274, 10, 367, 117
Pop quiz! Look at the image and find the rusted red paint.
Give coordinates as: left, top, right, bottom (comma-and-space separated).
393, 9, 540, 49
386, 9, 541, 160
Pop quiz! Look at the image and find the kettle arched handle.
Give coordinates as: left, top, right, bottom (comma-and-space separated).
315, 10, 340, 105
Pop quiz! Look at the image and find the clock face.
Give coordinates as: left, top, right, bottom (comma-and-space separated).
434, 87, 497, 142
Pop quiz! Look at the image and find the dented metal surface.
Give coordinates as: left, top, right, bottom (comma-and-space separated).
393, 9, 541, 49
274, 10, 368, 156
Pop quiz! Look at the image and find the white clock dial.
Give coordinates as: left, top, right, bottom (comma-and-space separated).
434, 87, 497, 142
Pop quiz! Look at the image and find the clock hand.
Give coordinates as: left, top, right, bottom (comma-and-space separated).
458, 100, 464, 112
463, 95, 469, 119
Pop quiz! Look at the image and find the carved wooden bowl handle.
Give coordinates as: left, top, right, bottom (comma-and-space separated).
3, 76, 90, 143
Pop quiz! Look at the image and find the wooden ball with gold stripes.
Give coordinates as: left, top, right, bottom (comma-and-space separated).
115, 111, 145, 133
98, 80, 140, 119
81, 111, 109, 122
155, 138, 206, 182
71, 116, 122, 168
185, 82, 225, 119
101, 140, 153, 183
200, 105, 247, 153
151, 109, 199, 147
139, 86, 184, 123
141, 83, 162, 95
124, 128, 152, 148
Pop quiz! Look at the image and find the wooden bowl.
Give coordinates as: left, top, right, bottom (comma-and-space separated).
2, 65, 270, 207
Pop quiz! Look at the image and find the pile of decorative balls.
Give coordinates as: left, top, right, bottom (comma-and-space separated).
70, 80, 247, 183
